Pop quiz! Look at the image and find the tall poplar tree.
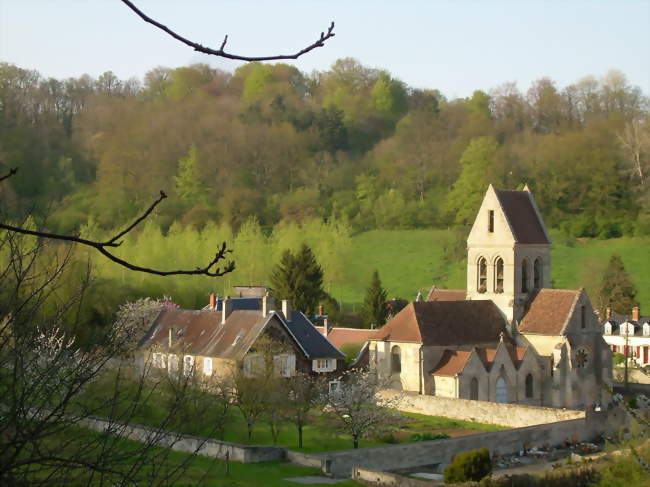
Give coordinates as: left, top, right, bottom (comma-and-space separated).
361, 270, 388, 329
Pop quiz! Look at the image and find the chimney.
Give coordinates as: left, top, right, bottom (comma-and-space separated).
606, 307, 612, 320
282, 299, 292, 322
221, 296, 233, 325
318, 305, 324, 316
323, 317, 329, 337
632, 306, 640, 322
262, 292, 274, 317
209, 293, 217, 310
168, 327, 173, 348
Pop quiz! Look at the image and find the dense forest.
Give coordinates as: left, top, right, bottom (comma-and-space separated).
1, 60, 648, 331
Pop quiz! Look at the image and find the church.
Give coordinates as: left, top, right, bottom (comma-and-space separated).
367, 185, 612, 409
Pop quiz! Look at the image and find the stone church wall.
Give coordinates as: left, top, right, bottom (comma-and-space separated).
378, 390, 584, 427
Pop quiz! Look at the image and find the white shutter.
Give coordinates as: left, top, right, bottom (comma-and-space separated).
183, 355, 195, 377
203, 357, 213, 376
286, 354, 296, 377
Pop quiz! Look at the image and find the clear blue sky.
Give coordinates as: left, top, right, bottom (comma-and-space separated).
1, 0, 648, 98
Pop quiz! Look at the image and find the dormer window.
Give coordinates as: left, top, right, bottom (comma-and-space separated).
478, 257, 487, 293
643, 323, 650, 336
622, 322, 635, 336
488, 210, 494, 233
604, 323, 612, 335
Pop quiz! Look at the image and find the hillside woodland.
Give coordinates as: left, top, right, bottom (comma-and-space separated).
1, 60, 648, 333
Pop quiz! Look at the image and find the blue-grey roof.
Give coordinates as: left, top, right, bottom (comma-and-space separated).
285, 310, 345, 360
215, 297, 262, 311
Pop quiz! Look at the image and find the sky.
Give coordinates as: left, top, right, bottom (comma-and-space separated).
1, 0, 649, 99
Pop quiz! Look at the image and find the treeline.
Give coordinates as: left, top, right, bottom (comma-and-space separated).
1, 60, 649, 239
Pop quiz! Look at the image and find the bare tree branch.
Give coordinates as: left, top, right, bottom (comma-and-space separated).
0, 173, 235, 277
120, 0, 335, 62
0, 167, 18, 183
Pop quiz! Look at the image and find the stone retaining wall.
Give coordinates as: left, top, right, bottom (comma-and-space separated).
353, 467, 435, 486
80, 416, 285, 463
379, 390, 585, 427
317, 408, 626, 477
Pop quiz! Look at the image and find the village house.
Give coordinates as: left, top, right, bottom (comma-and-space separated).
601, 306, 650, 366
367, 185, 613, 409
138, 293, 344, 379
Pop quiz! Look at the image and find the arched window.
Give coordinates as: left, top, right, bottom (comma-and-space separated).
525, 373, 534, 398
521, 260, 529, 293
496, 377, 508, 403
494, 258, 504, 293
533, 258, 542, 289
470, 377, 479, 400
478, 257, 487, 293
391, 346, 401, 374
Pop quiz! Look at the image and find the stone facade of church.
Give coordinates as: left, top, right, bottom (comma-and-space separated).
368, 185, 613, 409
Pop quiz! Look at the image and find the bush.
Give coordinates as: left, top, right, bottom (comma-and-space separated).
410, 432, 450, 441
443, 447, 492, 483
613, 353, 626, 365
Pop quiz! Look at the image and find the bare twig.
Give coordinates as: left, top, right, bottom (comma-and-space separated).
0, 174, 235, 277
0, 167, 18, 183
120, 0, 335, 62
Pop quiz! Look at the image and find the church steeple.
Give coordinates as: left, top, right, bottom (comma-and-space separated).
466, 186, 551, 323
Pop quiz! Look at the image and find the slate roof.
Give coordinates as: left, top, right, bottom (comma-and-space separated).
139, 306, 343, 360
495, 189, 550, 245
313, 326, 376, 349
426, 287, 467, 302
518, 289, 581, 335
285, 311, 344, 359
370, 301, 507, 346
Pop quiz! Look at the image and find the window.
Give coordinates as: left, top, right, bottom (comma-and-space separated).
152, 352, 166, 369
274, 354, 296, 377
391, 346, 401, 374
494, 258, 504, 293
328, 380, 341, 394
580, 305, 586, 329
203, 357, 213, 376
495, 377, 508, 403
244, 353, 264, 376
183, 355, 195, 377
312, 358, 335, 373
525, 373, 534, 398
521, 260, 529, 293
644, 324, 650, 336
478, 257, 487, 293
470, 377, 479, 400
488, 210, 494, 233
533, 258, 542, 289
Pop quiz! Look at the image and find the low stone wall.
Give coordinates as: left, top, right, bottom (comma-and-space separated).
379, 390, 585, 427
81, 416, 285, 463
286, 450, 324, 468
318, 408, 626, 477
353, 467, 435, 487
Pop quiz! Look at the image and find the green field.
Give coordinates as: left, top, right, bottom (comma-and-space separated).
337, 229, 650, 312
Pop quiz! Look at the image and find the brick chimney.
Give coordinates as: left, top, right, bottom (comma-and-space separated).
632, 306, 640, 322
606, 307, 612, 320
221, 296, 233, 325
262, 292, 275, 317
209, 293, 217, 310
282, 299, 292, 322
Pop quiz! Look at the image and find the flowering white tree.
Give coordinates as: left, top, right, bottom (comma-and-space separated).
325, 369, 403, 449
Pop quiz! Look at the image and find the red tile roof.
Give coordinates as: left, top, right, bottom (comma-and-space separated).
518, 289, 581, 335
430, 350, 472, 376
371, 301, 507, 346
495, 189, 550, 244
314, 326, 375, 349
426, 287, 467, 302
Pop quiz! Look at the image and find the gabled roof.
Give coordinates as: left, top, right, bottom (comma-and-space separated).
371, 300, 507, 346
426, 287, 467, 302
285, 311, 344, 359
139, 307, 343, 361
476, 344, 528, 371
518, 289, 581, 335
494, 189, 550, 245
314, 326, 376, 349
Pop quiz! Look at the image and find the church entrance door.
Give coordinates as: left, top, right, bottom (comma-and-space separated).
496, 377, 508, 403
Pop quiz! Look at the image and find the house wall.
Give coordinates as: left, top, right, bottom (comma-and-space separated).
432, 375, 457, 397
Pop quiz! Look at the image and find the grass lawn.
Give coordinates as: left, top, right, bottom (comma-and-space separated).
338, 229, 650, 311
81, 372, 503, 454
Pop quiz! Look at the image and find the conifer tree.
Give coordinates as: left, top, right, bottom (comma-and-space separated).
599, 255, 639, 315
270, 244, 324, 316
361, 270, 388, 329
